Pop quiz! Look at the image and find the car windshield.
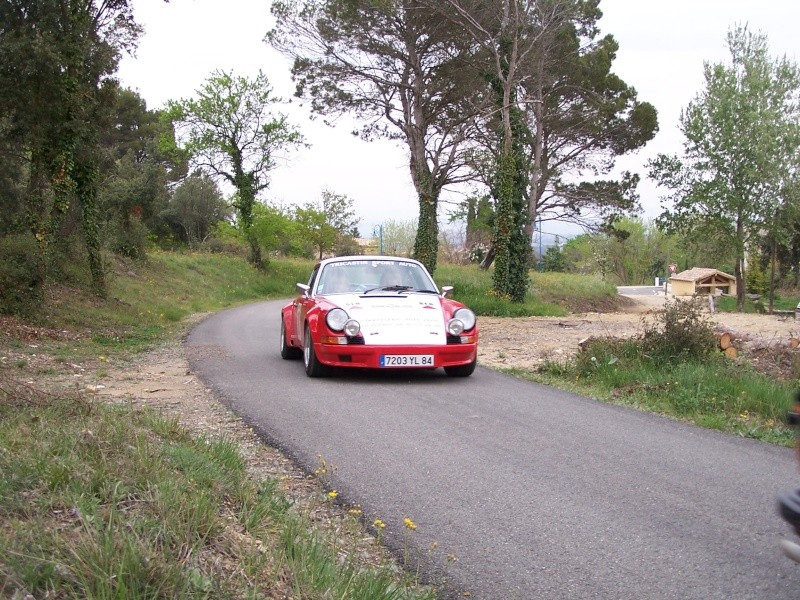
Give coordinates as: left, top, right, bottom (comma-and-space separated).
316, 260, 437, 295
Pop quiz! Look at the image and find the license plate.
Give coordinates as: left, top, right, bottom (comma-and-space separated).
380, 354, 434, 367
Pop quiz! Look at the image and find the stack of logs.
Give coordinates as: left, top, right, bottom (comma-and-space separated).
717, 331, 737, 358
717, 330, 800, 358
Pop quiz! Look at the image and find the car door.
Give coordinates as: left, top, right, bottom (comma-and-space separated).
295, 264, 319, 345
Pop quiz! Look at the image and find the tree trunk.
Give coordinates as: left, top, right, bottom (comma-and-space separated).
768, 238, 776, 314
735, 218, 745, 311
479, 245, 495, 270
409, 153, 439, 274
75, 164, 106, 298
413, 191, 439, 274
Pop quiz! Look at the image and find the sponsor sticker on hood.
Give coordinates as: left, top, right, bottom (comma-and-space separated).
324, 294, 446, 344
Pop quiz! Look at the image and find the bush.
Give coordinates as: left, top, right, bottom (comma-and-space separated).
0, 233, 42, 314
639, 297, 717, 362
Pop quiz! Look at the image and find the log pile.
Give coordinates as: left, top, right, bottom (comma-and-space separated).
717, 331, 737, 358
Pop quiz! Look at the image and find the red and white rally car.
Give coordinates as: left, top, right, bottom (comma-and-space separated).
280, 256, 478, 377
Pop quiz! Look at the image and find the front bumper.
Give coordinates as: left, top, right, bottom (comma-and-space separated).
314, 341, 477, 370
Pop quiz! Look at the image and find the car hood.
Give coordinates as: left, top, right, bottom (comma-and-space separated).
321, 293, 447, 345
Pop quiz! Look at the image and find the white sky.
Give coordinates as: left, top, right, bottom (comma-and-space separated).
117, 0, 800, 239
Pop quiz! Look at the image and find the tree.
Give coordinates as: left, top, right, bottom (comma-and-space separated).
294, 189, 360, 259
99, 86, 184, 257
0, 0, 144, 296
166, 70, 305, 267
268, 0, 477, 274
438, 0, 656, 281
162, 173, 230, 248
650, 25, 800, 311
376, 219, 418, 257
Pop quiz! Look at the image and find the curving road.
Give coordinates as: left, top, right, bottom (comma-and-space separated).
186, 299, 800, 599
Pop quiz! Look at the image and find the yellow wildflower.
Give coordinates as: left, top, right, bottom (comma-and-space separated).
373, 519, 386, 529
404, 517, 417, 531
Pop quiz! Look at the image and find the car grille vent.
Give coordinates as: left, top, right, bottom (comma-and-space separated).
446, 335, 462, 344
347, 336, 365, 345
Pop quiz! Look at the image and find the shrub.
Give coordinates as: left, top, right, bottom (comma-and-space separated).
0, 233, 42, 314
639, 297, 717, 362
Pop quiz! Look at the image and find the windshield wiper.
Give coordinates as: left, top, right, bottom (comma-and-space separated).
362, 285, 414, 294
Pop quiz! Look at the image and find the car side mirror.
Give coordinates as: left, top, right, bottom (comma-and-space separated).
441, 285, 453, 298
296, 283, 311, 296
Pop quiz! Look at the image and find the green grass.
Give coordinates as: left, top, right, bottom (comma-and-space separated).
434, 265, 618, 317
715, 293, 800, 313
0, 392, 434, 599
37, 252, 314, 358
531, 327, 797, 446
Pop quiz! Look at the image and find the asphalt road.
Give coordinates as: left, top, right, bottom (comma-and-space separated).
186, 299, 800, 599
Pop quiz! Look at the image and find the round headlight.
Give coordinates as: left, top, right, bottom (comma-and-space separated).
344, 319, 361, 336
326, 308, 349, 331
453, 308, 476, 330
447, 318, 465, 336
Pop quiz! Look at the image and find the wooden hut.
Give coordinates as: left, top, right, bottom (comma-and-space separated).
670, 268, 736, 297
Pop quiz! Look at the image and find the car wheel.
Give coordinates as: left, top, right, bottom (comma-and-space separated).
280, 319, 301, 360
304, 324, 329, 377
444, 359, 476, 377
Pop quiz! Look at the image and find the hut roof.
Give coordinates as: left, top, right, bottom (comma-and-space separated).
670, 268, 735, 282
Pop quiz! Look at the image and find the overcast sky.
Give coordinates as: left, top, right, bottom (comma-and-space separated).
117, 0, 800, 239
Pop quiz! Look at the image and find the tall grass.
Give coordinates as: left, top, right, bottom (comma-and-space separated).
0, 392, 434, 600
534, 299, 797, 445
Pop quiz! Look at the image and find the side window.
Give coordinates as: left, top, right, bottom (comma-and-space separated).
308, 265, 320, 291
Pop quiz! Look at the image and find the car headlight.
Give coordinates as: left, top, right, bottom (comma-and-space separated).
453, 308, 476, 331
344, 319, 361, 336
447, 318, 465, 335
326, 308, 349, 331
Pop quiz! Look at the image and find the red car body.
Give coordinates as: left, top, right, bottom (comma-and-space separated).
280, 256, 478, 377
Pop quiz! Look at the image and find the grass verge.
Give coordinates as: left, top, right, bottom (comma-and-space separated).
528, 299, 797, 446
0, 384, 434, 599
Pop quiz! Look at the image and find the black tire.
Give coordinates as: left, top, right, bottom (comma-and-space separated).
444, 358, 476, 377
304, 325, 330, 377
779, 487, 800, 537
280, 320, 301, 360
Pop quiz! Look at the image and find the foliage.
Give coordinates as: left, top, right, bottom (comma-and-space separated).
0, 233, 42, 314
541, 244, 567, 272
0, 0, 145, 297
377, 219, 418, 257
746, 250, 769, 295
435, 0, 657, 253
639, 297, 718, 362
250, 203, 303, 257
491, 152, 530, 302
294, 189, 360, 260
166, 70, 305, 266
98, 86, 185, 257
162, 172, 230, 248
650, 26, 800, 311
